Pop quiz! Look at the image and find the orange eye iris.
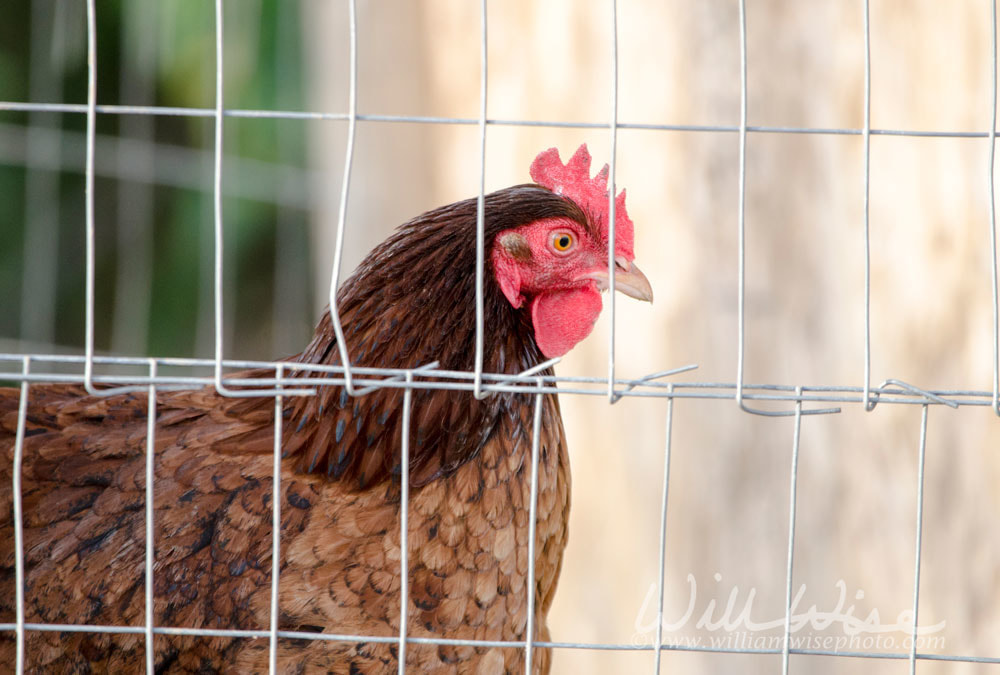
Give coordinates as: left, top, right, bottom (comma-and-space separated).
552, 232, 574, 252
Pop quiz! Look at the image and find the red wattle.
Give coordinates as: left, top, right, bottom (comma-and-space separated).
530, 287, 603, 358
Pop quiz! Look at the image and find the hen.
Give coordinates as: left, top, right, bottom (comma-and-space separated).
0, 145, 652, 673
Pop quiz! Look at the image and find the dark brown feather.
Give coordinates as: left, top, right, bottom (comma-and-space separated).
278, 185, 588, 489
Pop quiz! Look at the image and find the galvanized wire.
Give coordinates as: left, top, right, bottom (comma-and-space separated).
7, 100, 1000, 138
735, 0, 750, 414
734, 0, 837, 419
398, 372, 413, 674
268, 364, 284, 675
326, 0, 361, 398
144, 359, 156, 674
652, 386, 675, 674
11, 357, 30, 675
82, 0, 100, 397
472, 0, 489, 401
0, 352, 993, 408
862, 0, 875, 412
524, 380, 545, 673
607, 0, 620, 404
908, 405, 930, 675
990, 0, 1000, 416
781, 388, 803, 675
0, 620, 997, 665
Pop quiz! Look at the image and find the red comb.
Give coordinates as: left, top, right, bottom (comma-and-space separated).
529, 144, 634, 258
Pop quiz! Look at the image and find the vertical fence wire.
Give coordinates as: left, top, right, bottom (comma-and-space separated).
523, 381, 545, 673
652, 385, 675, 674
989, 0, 1000, 415
473, 0, 489, 401
606, 0, 619, 404
12, 357, 30, 675
268, 364, 284, 674
210, 0, 310, 399
735, 0, 750, 413
212, 0, 232, 396
326, 0, 360, 396
733, 0, 780, 418
79, 0, 148, 399
862, 0, 875, 411
781, 387, 804, 675
908, 405, 929, 674
82, 0, 99, 396
144, 359, 157, 673
732, 0, 840, 419
398, 372, 413, 673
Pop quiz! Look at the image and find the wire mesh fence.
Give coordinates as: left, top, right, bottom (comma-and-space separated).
2, 0, 1000, 673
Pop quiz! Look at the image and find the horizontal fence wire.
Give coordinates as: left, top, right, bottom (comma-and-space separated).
5, 100, 1000, 137
0, 622, 997, 665
0, 352, 994, 407
3, 0, 1000, 672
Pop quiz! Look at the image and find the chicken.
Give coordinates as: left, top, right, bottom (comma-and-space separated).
0, 145, 652, 673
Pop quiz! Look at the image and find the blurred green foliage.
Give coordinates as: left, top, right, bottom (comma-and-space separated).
1, 0, 314, 360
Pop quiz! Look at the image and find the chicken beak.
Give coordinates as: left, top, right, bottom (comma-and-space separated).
583, 258, 654, 303
612, 259, 654, 303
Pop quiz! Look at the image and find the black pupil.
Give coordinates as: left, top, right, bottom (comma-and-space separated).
558, 236, 570, 248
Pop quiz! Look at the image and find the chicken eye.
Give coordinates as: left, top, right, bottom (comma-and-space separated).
552, 232, 574, 252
